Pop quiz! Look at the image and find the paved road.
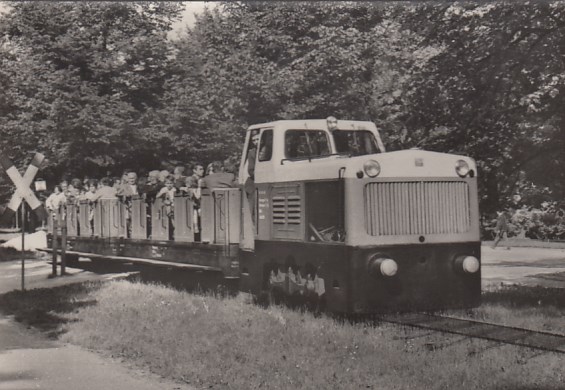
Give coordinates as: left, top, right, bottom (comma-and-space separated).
482, 245, 565, 289
0, 259, 193, 390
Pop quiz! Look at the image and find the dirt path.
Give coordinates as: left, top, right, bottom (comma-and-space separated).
0, 259, 194, 390
0, 317, 193, 390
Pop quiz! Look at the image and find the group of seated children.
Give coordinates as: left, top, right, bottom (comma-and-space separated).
45, 160, 237, 239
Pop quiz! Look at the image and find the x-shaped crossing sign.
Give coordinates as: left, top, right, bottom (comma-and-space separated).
0, 153, 48, 223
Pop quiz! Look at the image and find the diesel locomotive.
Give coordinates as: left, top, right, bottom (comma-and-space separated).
48, 117, 481, 313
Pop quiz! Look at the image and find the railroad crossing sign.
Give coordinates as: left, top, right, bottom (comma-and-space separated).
0, 152, 48, 223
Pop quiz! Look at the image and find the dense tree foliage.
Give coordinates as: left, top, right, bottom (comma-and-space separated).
0, 1, 564, 218
398, 2, 565, 213
0, 1, 183, 179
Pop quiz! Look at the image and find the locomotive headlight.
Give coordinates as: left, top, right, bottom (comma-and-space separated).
455, 160, 470, 177
454, 255, 480, 274
368, 256, 398, 278
364, 160, 381, 178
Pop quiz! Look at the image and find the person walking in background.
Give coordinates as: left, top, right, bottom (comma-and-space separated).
492, 207, 513, 249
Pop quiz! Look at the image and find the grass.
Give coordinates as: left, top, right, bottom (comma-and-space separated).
446, 285, 565, 335
57, 281, 565, 389
0, 282, 100, 338
1, 280, 564, 389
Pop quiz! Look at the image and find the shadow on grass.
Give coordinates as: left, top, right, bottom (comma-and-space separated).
0, 247, 38, 262
0, 282, 102, 339
482, 285, 565, 309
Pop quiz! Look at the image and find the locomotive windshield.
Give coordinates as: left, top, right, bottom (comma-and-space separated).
285, 129, 331, 159
333, 130, 380, 156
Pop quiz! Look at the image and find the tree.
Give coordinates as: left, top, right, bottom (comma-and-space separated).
160, 2, 441, 163
397, 2, 565, 213
0, 2, 183, 192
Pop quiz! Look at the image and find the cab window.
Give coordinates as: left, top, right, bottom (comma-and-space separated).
258, 130, 273, 162
285, 130, 330, 159
333, 130, 380, 156
245, 129, 260, 163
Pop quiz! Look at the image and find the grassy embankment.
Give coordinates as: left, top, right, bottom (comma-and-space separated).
2, 279, 564, 389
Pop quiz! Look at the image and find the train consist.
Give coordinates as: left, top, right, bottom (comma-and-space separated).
48, 117, 481, 313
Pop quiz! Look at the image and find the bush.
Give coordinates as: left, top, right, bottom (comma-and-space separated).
484, 203, 565, 241
520, 203, 565, 240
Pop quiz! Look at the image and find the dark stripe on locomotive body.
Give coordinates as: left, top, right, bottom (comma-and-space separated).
240, 240, 480, 314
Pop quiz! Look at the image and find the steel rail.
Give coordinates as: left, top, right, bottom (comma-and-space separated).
379, 312, 565, 354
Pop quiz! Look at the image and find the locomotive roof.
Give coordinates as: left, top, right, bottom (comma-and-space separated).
247, 119, 378, 132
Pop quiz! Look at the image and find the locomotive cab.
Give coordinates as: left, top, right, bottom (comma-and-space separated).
238, 117, 481, 313
237, 118, 386, 246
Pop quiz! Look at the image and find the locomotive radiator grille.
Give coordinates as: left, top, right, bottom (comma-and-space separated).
365, 181, 470, 236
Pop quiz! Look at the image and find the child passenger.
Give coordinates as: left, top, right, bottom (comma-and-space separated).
156, 175, 176, 219
156, 175, 176, 239
84, 179, 98, 235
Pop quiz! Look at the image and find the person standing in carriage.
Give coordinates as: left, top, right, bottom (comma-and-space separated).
116, 171, 139, 237
156, 174, 177, 240
183, 163, 205, 240
201, 161, 236, 190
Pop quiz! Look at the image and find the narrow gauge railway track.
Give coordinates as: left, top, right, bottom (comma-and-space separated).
378, 312, 565, 354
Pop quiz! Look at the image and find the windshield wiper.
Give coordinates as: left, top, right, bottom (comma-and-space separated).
280, 153, 336, 165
